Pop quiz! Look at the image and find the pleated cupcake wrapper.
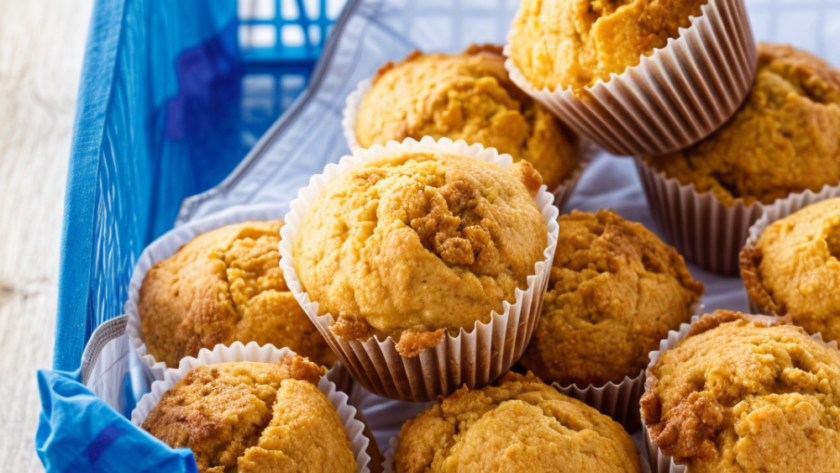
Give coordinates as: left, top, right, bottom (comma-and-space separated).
341, 77, 596, 212
636, 158, 840, 275
505, 0, 756, 157
279, 137, 560, 402
642, 315, 840, 473
130, 342, 374, 473
382, 420, 654, 473
123, 203, 353, 392
742, 185, 840, 315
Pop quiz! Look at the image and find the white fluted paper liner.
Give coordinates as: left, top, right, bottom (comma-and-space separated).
342, 77, 597, 211
279, 137, 560, 402
130, 342, 372, 473
741, 186, 840, 315
124, 203, 351, 392
552, 302, 702, 429
636, 157, 840, 275
642, 315, 840, 473
505, 0, 756, 157
382, 420, 653, 473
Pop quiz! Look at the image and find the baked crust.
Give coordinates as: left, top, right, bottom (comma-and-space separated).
293, 152, 547, 357
142, 357, 356, 473
392, 372, 641, 473
519, 210, 703, 386
357, 46, 579, 190
641, 311, 840, 472
645, 43, 840, 207
137, 220, 336, 368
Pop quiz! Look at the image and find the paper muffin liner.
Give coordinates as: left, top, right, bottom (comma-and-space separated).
552, 302, 702, 430
279, 137, 560, 402
342, 78, 597, 211
130, 342, 374, 473
642, 315, 840, 473
636, 158, 840, 275
505, 0, 756, 157
123, 203, 352, 391
741, 185, 840, 315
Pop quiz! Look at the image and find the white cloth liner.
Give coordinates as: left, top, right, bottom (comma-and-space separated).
642, 315, 840, 473
279, 136, 559, 402
130, 342, 373, 473
505, 0, 757, 157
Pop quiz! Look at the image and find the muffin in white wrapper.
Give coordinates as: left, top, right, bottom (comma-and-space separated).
636, 157, 840, 275
642, 314, 840, 473
130, 342, 375, 473
279, 137, 560, 402
740, 186, 840, 315
124, 204, 351, 392
341, 78, 596, 211
505, 0, 757, 157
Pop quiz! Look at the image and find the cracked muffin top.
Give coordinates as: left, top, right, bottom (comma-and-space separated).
519, 210, 703, 387
142, 356, 356, 473
138, 221, 335, 368
741, 198, 840, 343
644, 43, 840, 208
508, 0, 707, 93
355, 45, 580, 190
293, 151, 547, 357
391, 371, 641, 473
641, 311, 840, 473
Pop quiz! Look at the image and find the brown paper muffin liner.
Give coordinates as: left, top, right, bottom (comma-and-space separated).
642, 315, 840, 473
553, 302, 702, 430
342, 77, 596, 211
505, 0, 757, 157
279, 137, 560, 402
741, 186, 840, 315
123, 204, 353, 392
130, 342, 376, 473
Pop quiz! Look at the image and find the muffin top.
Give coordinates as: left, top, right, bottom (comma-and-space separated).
392, 372, 641, 473
644, 43, 840, 208
142, 356, 356, 473
293, 151, 548, 357
138, 221, 336, 368
519, 210, 703, 387
741, 198, 840, 342
355, 45, 580, 190
508, 0, 707, 93
641, 311, 840, 472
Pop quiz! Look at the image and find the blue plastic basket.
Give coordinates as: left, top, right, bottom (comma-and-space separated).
54, 0, 346, 372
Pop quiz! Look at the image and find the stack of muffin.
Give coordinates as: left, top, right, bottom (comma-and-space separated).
125, 0, 840, 472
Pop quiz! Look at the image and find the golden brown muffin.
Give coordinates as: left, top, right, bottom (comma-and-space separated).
741, 198, 840, 343
391, 371, 641, 473
641, 311, 840, 472
355, 45, 580, 190
508, 0, 707, 93
519, 210, 703, 386
142, 356, 356, 473
138, 221, 336, 368
293, 151, 547, 357
645, 43, 840, 207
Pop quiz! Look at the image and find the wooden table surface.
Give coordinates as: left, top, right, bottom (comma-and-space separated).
0, 0, 93, 470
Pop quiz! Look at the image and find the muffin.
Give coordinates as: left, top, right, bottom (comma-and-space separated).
142, 356, 356, 473
519, 210, 704, 387
507, 0, 707, 94
293, 149, 548, 357
391, 372, 641, 473
137, 220, 335, 368
354, 45, 579, 190
741, 198, 840, 343
641, 311, 840, 472
644, 43, 840, 208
